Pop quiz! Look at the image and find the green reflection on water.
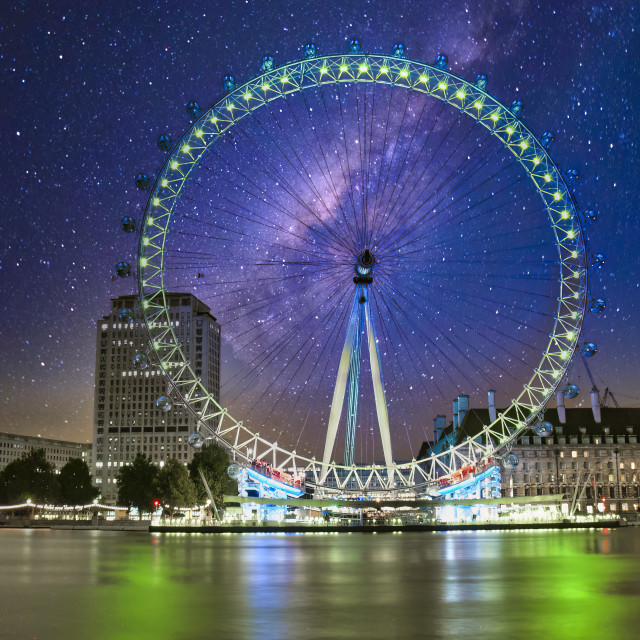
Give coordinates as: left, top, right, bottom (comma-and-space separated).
1, 529, 639, 640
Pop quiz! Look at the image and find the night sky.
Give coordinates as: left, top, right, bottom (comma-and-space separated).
1, 1, 638, 461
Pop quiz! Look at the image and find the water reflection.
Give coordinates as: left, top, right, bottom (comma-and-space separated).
0, 529, 639, 639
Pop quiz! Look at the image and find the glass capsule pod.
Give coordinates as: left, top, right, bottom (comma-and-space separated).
435, 53, 448, 69
120, 216, 136, 233
580, 342, 597, 357
188, 432, 205, 449
304, 42, 317, 58
115, 262, 131, 278
562, 383, 579, 399
157, 134, 172, 152
156, 396, 173, 412
583, 210, 597, 225
392, 43, 406, 58
227, 463, 243, 479
120, 308, 134, 323
592, 254, 606, 268
186, 101, 201, 119
510, 99, 523, 116
135, 173, 149, 190
535, 421, 554, 437
349, 39, 361, 53
261, 55, 274, 72
223, 75, 235, 92
475, 74, 487, 90
540, 131, 554, 148
502, 453, 519, 469
590, 298, 606, 313
133, 353, 149, 370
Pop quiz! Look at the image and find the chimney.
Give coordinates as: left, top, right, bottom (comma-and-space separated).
488, 390, 497, 422
453, 398, 459, 429
457, 395, 469, 427
591, 387, 601, 424
556, 390, 566, 424
433, 415, 446, 442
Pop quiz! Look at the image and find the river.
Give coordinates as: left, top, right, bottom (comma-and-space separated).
1, 528, 639, 639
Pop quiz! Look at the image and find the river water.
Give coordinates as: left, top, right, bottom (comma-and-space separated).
1, 528, 639, 640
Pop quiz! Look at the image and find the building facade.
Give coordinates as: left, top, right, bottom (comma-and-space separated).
0, 432, 91, 472
93, 293, 221, 503
501, 407, 640, 514
419, 397, 640, 515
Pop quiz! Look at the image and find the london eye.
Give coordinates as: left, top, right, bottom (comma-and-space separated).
118, 41, 598, 495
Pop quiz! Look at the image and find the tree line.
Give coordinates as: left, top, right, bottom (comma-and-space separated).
0, 443, 238, 516
0, 449, 98, 505
117, 443, 237, 516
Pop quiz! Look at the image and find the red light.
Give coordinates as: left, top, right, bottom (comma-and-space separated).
153, 500, 160, 507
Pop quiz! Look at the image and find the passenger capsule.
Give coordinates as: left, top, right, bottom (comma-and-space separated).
188, 432, 205, 450
157, 134, 172, 152
583, 209, 597, 225
540, 131, 554, 148
349, 39, 361, 53
223, 74, 236, 92
261, 55, 274, 72
304, 42, 317, 58
566, 168, 580, 182
392, 43, 406, 58
590, 297, 606, 313
435, 53, 448, 69
120, 216, 136, 233
227, 463, 242, 479
581, 342, 597, 357
156, 396, 173, 412
502, 453, 519, 469
135, 173, 150, 190
510, 99, 523, 116
115, 262, 131, 278
592, 254, 606, 268
120, 308, 134, 323
535, 421, 554, 437
562, 384, 579, 399
186, 101, 201, 119
475, 74, 487, 90
133, 353, 149, 370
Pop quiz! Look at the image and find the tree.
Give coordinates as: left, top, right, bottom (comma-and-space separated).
116, 453, 158, 517
155, 459, 197, 516
187, 443, 238, 510
59, 458, 98, 506
0, 449, 60, 504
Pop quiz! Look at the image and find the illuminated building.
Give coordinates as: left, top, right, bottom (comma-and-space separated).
0, 432, 91, 472
92, 293, 220, 503
419, 396, 640, 515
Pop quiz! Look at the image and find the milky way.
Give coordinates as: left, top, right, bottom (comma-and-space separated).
1, 1, 637, 459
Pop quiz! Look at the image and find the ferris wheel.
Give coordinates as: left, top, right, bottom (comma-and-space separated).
117, 41, 601, 495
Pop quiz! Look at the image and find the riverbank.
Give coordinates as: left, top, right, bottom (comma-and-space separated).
152, 520, 625, 533
1, 517, 630, 532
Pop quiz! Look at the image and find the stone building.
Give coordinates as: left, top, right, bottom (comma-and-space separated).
0, 431, 91, 472
419, 396, 640, 515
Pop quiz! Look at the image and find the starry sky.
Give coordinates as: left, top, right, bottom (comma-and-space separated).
1, 0, 638, 460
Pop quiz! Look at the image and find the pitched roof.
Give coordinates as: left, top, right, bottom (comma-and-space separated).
417, 407, 640, 457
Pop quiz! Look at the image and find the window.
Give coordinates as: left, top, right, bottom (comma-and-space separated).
571, 451, 578, 458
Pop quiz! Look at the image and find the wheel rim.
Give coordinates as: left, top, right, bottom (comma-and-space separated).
136, 51, 588, 493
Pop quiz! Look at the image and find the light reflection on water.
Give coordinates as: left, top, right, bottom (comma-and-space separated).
0, 528, 639, 640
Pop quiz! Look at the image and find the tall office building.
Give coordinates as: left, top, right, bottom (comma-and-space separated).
93, 293, 221, 503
